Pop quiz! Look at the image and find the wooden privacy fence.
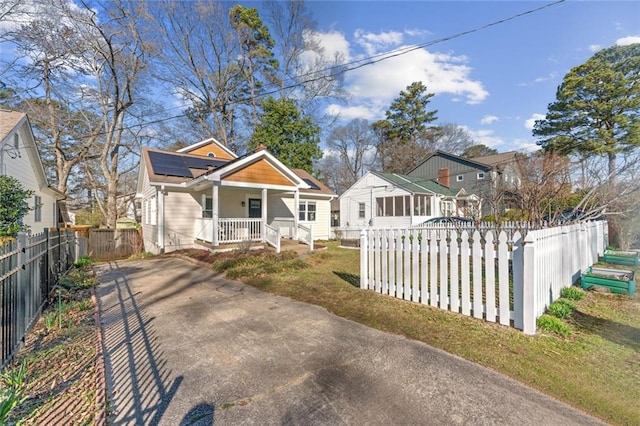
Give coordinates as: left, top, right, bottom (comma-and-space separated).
360, 221, 607, 334
88, 228, 142, 260
0, 229, 84, 366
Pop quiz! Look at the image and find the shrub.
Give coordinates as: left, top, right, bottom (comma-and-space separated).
560, 286, 584, 301
548, 299, 576, 319
74, 256, 93, 268
0, 176, 34, 238
0, 360, 27, 422
537, 314, 570, 337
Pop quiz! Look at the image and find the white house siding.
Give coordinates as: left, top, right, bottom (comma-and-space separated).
1, 125, 57, 234
275, 195, 331, 240
162, 190, 201, 253
339, 172, 445, 230
141, 172, 159, 254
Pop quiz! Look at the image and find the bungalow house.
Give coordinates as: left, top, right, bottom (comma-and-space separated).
136, 138, 336, 254
0, 109, 67, 234
338, 170, 478, 229
407, 150, 520, 216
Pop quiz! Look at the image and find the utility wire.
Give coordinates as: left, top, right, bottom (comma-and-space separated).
41, 0, 568, 139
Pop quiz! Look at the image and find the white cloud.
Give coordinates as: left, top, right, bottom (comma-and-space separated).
324, 103, 380, 121
404, 28, 431, 38
588, 44, 602, 52
306, 30, 351, 62
512, 138, 540, 153
344, 47, 488, 110
525, 113, 545, 131
480, 115, 499, 125
354, 29, 404, 56
461, 127, 504, 148
519, 72, 558, 87
616, 35, 640, 46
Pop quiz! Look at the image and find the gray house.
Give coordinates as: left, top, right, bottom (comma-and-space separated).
408, 150, 520, 217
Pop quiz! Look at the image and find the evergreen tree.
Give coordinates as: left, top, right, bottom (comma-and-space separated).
249, 97, 321, 174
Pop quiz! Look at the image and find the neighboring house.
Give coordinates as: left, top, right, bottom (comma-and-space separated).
407, 150, 520, 216
338, 170, 477, 229
136, 138, 336, 254
0, 109, 67, 234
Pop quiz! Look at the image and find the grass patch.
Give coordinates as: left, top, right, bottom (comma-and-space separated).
548, 299, 577, 319
207, 241, 639, 426
561, 286, 585, 300
537, 314, 570, 336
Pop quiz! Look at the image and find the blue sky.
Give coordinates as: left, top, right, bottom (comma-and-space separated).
303, 0, 640, 153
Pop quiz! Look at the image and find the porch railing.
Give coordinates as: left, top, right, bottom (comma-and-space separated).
219, 218, 263, 244
270, 217, 295, 239
298, 224, 313, 251
264, 224, 281, 253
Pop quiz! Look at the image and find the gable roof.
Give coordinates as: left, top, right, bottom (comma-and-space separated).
471, 151, 518, 167
407, 150, 493, 175
177, 138, 238, 159
371, 171, 456, 196
292, 168, 336, 197
141, 147, 232, 184
0, 109, 66, 200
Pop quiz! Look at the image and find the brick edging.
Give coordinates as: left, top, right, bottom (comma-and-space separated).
92, 284, 107, 426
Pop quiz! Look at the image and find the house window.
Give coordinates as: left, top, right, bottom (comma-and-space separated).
34, 195, 41, 222
207, 152, 215, 157
202, 196, 213, 218
441, 200, 453, 217
14, 133, 19, 149
404, 195, 411, 216
384, 197, 393, 217
394, 196, 403, 217
358, 202, 365, 219
413, 194, 432, 216
477, 172, 485, 180
299, 201, 316, 222
376, 197, 384, 216
456, 175, 463, 182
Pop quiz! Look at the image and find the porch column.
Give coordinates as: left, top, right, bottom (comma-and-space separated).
261, 188, 267, 242
212, 183, 219, 246
294, 189, 299, 239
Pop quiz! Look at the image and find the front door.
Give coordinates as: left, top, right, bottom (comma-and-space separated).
248, 198, 262, 218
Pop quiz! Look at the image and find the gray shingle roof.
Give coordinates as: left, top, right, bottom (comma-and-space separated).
372, 172, 457, 196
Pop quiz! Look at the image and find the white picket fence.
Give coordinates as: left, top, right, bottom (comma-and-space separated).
360, 221, 607, 334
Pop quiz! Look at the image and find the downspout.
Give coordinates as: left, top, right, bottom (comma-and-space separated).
158, 185, 165, 252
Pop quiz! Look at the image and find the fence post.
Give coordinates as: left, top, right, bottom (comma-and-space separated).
16, 232, 27, 341
521, 233, 537, 335
360, 229, 368, 289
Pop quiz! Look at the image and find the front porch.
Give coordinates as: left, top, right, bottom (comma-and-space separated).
194, 217, 314, 252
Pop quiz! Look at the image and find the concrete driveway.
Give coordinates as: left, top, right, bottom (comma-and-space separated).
96, 257, 603, 425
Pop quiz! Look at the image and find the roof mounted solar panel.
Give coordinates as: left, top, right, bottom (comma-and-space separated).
148, 151, 191, 177
183, 156, 227, 170
302, 178, 320, 190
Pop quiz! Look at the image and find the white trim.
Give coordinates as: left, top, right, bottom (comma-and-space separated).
177, 137, 238, 159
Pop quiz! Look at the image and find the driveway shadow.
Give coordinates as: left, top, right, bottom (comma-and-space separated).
333, 271, 360, 288
97, 261, 182, 424
180, 403, 215, 425
571, 310, 640, 351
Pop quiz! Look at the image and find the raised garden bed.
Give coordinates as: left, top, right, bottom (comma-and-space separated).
582, 266, 635, 297
602, 249, 639, 267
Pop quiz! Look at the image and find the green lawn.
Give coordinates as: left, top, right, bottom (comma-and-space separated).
196, 242, 639, 425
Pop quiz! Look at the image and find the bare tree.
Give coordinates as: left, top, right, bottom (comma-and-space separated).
430, 123, 474, 156
324, 118, 375, 186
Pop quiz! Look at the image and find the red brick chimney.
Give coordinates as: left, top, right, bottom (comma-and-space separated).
438, 168, 450, 187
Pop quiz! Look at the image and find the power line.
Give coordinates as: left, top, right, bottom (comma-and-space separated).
27, 0, 568, 139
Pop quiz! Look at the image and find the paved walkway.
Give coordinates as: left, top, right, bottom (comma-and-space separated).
95, 257, 604, 425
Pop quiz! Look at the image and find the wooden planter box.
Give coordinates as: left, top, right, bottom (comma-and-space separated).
602, 250, 639, 267
582, 267, 635, 297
